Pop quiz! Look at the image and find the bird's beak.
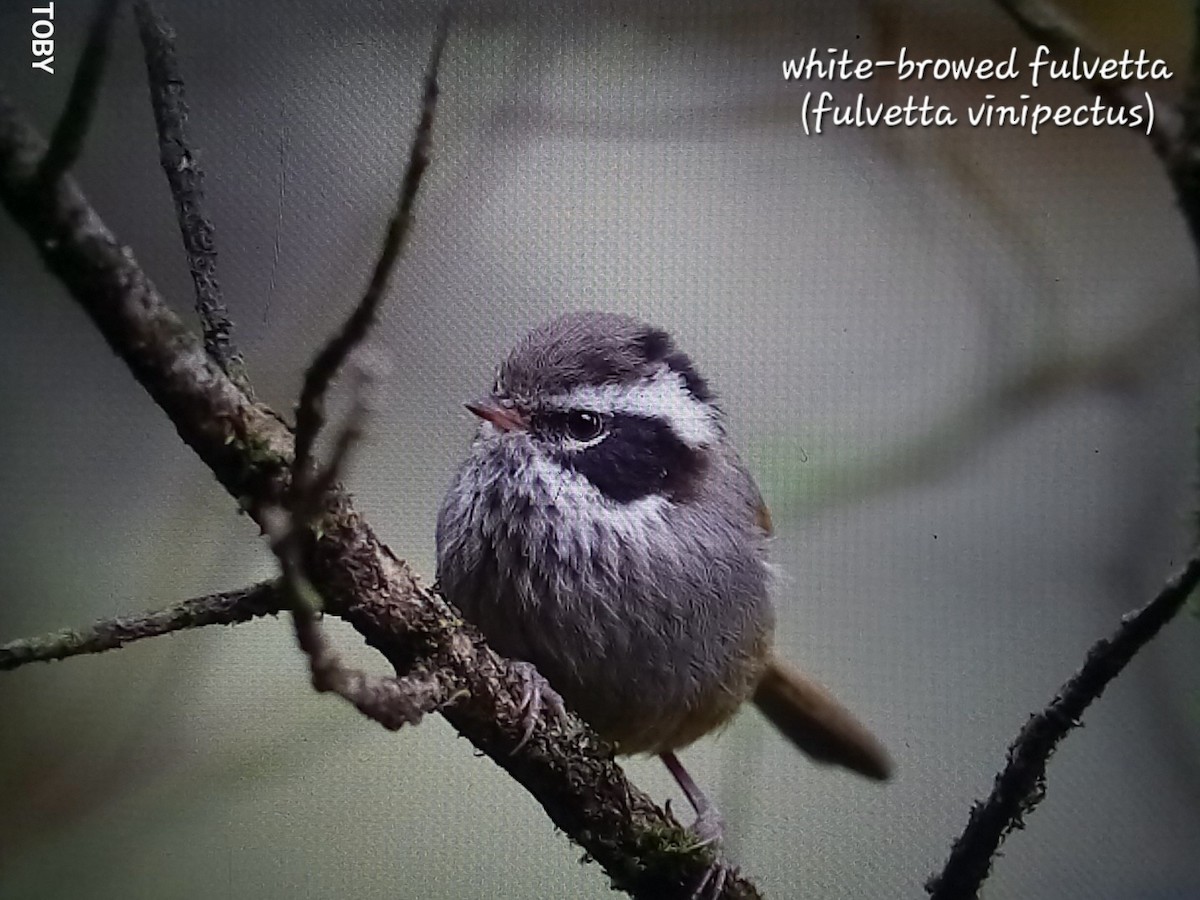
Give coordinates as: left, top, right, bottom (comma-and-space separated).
465, 400, 527, 433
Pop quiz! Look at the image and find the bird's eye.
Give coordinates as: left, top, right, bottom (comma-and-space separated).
565, 410, 605, 442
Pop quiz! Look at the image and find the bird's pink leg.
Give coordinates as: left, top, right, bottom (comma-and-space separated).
660, 751, 734, 899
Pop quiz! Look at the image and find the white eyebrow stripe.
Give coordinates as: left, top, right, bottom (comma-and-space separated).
544, 368, 721, 448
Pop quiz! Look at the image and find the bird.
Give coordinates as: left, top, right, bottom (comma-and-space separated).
435, 310, 891, 891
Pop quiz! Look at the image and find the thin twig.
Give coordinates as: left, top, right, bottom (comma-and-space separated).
291, 7, 450, 486
927, 556, 1200, 899
273, 8, 454, 732
990, 0, 1181, 158
305, 361, 374, 505
35, 0, 121, 190
132, 0, 250, 395
265, 507, 457, 730
0, 580, 284, 670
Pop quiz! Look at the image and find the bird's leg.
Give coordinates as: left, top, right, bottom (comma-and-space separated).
660, 751, 733, 899
509, 660, 569, 753
661, 751, 725, 846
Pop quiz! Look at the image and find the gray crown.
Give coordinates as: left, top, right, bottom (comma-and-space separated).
497, 310, 712, 403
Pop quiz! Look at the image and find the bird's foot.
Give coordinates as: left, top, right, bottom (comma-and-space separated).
686, 804, 725, 849
683, 810, 732, 899
509, 660, 569, 753
660, 751, 735, 897
689, 859, 737, 900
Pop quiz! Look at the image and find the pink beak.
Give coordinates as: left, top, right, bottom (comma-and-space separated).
465, 400, 527, 433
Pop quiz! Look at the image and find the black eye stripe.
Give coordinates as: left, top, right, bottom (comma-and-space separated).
554, 413, 702, 503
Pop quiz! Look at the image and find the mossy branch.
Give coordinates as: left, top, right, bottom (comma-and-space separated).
0, 9, 756, 899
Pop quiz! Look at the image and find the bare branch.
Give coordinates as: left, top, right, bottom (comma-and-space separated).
291, 7, 450, 485
35, 0, 121, 189
989, 0, 1181, 157
132, 0, 250, 395
0, 580, 284, 671
927, 555, 1200, 899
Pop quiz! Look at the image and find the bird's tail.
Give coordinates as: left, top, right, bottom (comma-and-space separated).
752, 656, 893, 781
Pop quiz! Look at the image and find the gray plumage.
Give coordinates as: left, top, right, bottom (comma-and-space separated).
436, 311, 892, 784
436, 311, 775, 753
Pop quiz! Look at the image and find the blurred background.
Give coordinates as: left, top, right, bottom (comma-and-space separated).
2, 1, 1198, 898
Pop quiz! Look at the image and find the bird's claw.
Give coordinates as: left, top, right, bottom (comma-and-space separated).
509, 660, 569, 753
686, 805, 725, 849
690, 859, 735, 900
685, 814, 731, 899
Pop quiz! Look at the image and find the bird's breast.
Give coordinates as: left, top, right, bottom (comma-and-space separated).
436, 441, 775, 753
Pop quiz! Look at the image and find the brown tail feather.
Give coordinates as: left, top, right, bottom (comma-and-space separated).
752, 656, 893, 781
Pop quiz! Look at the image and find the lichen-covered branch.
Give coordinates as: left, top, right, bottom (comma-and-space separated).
927, 555, 1200, 899
0, 36, 757, 900
264, 502, 460, 732
132, 0, 250, 394
0, 90, 294, 497
0, 580, 284, 670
